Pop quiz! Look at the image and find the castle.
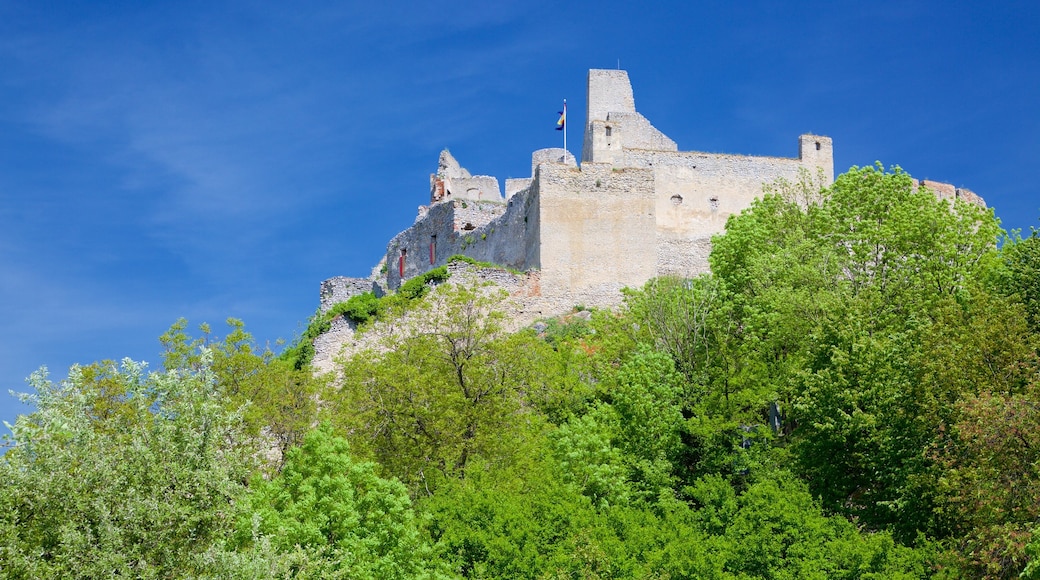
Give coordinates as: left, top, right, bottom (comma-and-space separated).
318, 69, 983, 320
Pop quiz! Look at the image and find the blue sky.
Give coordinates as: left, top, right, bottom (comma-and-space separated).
1, 1, 1038, 429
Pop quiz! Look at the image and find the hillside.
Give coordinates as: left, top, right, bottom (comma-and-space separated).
4, 163, 1037, 577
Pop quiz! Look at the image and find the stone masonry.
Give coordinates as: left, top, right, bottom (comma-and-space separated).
315, 68, 987, 360
372, 69, 837, 309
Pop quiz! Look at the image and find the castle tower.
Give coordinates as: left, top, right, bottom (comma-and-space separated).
799, 134, 835, 184
582, 70, 677, 165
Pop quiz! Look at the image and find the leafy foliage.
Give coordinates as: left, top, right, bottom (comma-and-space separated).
0, 358, 255, 577
330, 291, 381, 325
235, 424, 449, 579
995, 229, 1040, 332
162, 318, 323, 464
932, 387, 1040, 578
331, 283, 563, 496
446, 253, 523, 275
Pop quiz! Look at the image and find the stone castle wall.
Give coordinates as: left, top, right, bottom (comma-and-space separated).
624, 138, 833, 278
917, 179, 986, 208
384, 187, 540, 289
319, 277, 374, 313
317, 68, 985, 336
535, 161, 657, 304
370, 69, 837, 310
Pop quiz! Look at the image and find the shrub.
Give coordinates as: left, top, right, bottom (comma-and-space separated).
331, 291, 380, 325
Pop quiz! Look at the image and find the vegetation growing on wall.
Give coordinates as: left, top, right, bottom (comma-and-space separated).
446, 253, 523, 275
280, 265, 451, 369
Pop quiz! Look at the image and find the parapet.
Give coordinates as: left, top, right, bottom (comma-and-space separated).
916, 179, 986, 208
531, 148, 577, 175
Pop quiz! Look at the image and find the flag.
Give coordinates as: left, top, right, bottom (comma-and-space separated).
556, 101, 566, 131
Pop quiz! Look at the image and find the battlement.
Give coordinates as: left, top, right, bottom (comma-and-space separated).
916, 179, 986, 208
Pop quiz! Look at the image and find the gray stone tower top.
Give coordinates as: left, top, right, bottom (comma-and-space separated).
582, 69, 677, 164
586, 69, 637, 124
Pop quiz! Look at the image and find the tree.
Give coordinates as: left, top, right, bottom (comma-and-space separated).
161, 317, 323, 467
994, 229, 1040, 332
236, 424, 449, 579
932, 387, 1040, 579
622, 275, 726, 384
0, 357, 256, 577
332, 282, 564, 495
708, 163, 1008, 538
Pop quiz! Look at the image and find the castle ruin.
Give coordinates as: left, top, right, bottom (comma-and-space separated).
319, 69, 983, 319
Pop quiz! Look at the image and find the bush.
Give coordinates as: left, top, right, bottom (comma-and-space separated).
398, 266, 449, 300
330, 291, 380, 325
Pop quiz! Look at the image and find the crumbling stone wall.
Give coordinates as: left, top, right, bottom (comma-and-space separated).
311, 262, 546, 375
917, 179, 986, 208
430, 149, 502, 204
342, 68, 985, 330
452, 200, 506, 232
384, 185, 540, 290
311, 315, 357, 376
319, 277, 374, 313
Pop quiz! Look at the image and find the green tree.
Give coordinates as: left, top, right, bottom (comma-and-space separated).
707, 163, 1007, 539
0, 357, 257, 578
932, 387, 1040, 579
161, 318, 322, 467
622, 275, 727, 384
333, 282, 564, 495
716, 472, 928, 579
995, 229, 1040, 332
236, 424, 449, 579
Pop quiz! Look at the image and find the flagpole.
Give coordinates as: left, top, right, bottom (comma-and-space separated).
563, 99, 567, 153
